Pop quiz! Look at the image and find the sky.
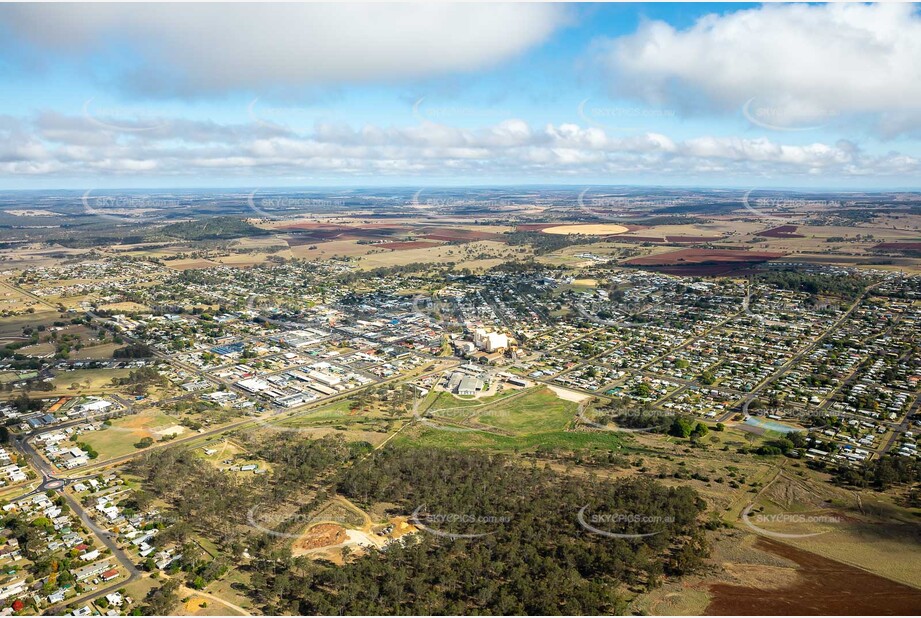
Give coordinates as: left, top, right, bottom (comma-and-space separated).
0, 2, 919, 190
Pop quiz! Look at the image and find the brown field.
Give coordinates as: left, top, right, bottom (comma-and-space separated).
616, 235, 670, 243
623, 248, 785, 275
358, 240, 515, 271
288, 239, 379, 259
281, 222, 413, 243
758, 225, 805, 239
214, 253, 275, 267
707, 537, 921, 615
666, 235, 724, 243
165, 258, 219, 270
873, 242, 921, 252
515, 223, 557, 232
96, 301, 150, 313
71, 342, 123, 360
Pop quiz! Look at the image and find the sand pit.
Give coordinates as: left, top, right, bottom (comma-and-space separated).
154, 425, 187, 438
548, 385, 590, 402
542, 224, 629, 236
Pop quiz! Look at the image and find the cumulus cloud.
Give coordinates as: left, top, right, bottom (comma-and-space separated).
599, 3, 921, 134
0, 3, 566, 96
0, 113, 916, 182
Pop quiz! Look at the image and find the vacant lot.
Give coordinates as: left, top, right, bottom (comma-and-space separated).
80, 410, 186, 460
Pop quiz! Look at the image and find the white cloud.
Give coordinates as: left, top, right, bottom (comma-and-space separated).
600, 3, 921, 133
0, 113, 916, 182
0, 3, 566, 96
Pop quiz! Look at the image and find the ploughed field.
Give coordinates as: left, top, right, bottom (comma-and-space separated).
707, 538, 921, 615
622, 248, 785, 275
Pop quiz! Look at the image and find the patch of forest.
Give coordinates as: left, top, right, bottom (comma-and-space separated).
131, 441, 711, 615
755, 268, 868, 299
156, 216, 270, 241
251, 447, 710, 615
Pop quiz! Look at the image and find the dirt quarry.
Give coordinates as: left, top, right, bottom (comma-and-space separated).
293, 523, 348, 554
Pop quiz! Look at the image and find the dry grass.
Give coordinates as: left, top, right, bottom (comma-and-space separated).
542, 223, 630, 235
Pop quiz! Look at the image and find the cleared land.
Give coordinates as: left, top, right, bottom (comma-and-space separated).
80, 410, 188, 460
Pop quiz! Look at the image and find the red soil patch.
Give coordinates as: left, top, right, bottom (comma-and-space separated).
294, 523, 347, 551
281, 223, 351, 232
516, 223, 556, 232
623, 248, 784, 276
759, 225, 805, 239
616, 235, 668, 243
340, 226, 410, 239
707, 537, 921, 615
665, 235, 724, 243
281, 223, 412, 243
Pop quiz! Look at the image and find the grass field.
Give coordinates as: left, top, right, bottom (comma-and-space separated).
0, 308, 60, 337
80, 410, 187, 460
745, 470, 921, 589
46, 367, 132, 393
358, 240, 518, 271
394, 424, 627, 452
69, 342, 123, 360
478, 387, 577, 433
399, 387, 626, 453
425, 388, 521, 413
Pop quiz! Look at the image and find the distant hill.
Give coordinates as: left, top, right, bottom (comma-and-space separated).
158, 216, 269, 240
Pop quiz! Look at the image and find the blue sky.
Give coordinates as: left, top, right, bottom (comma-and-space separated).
0, 2, 919, 190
